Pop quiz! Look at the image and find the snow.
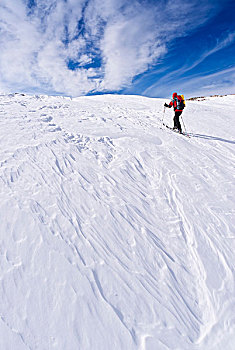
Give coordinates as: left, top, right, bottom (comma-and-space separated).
0, 93, 235, 350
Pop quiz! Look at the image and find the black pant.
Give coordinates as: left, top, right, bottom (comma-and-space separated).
174, 111, 182, 132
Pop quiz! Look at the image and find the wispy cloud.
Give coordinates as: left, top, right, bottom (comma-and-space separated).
145, 65, 235, 99
182, 31, 235, 74
142, 28, 235, 98
180, 66, 235, 97
0, 0, 224, 96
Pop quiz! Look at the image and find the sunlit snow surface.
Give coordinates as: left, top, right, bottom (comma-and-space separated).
0, 93, 235, 350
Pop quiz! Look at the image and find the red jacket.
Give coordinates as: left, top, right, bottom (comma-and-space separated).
168, 93, 183, 112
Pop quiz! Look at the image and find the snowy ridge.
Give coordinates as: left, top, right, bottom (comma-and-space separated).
0, 93, 235, 349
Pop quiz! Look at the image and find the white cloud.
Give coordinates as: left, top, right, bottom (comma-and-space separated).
142, 28, 235, 98
145, 66, 235, 99
0, 0, 225, 96
181, 31, 235, 75
100, 15, 167, 90
180, 66, 235, 97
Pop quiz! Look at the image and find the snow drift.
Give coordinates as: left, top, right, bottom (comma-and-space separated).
0, 93, 234, 349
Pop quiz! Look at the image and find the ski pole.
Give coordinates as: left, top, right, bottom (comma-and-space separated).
181, 115, 187, 134
161, 106, 166, 128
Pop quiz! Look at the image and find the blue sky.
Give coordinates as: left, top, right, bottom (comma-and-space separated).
0, 0, 234, 98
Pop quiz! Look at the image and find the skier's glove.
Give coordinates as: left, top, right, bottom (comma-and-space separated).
164, 103, 168, 107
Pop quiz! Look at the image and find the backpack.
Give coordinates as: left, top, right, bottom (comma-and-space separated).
175, 95, 185, 110
181, 94, 186, 107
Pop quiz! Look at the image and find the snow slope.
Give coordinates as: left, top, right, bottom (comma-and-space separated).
0, 93, 234, 350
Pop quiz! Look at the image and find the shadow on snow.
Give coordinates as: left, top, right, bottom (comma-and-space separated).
188, 133, 235, 145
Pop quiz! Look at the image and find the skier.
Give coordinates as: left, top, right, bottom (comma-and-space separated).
164, 92, 185, 133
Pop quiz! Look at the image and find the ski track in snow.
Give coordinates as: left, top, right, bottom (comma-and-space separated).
0, 93, 235, 349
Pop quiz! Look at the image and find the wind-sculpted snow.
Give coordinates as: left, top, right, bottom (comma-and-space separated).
0, 93, 235, 349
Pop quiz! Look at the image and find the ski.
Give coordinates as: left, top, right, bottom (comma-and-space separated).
163, 123, 190, 138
